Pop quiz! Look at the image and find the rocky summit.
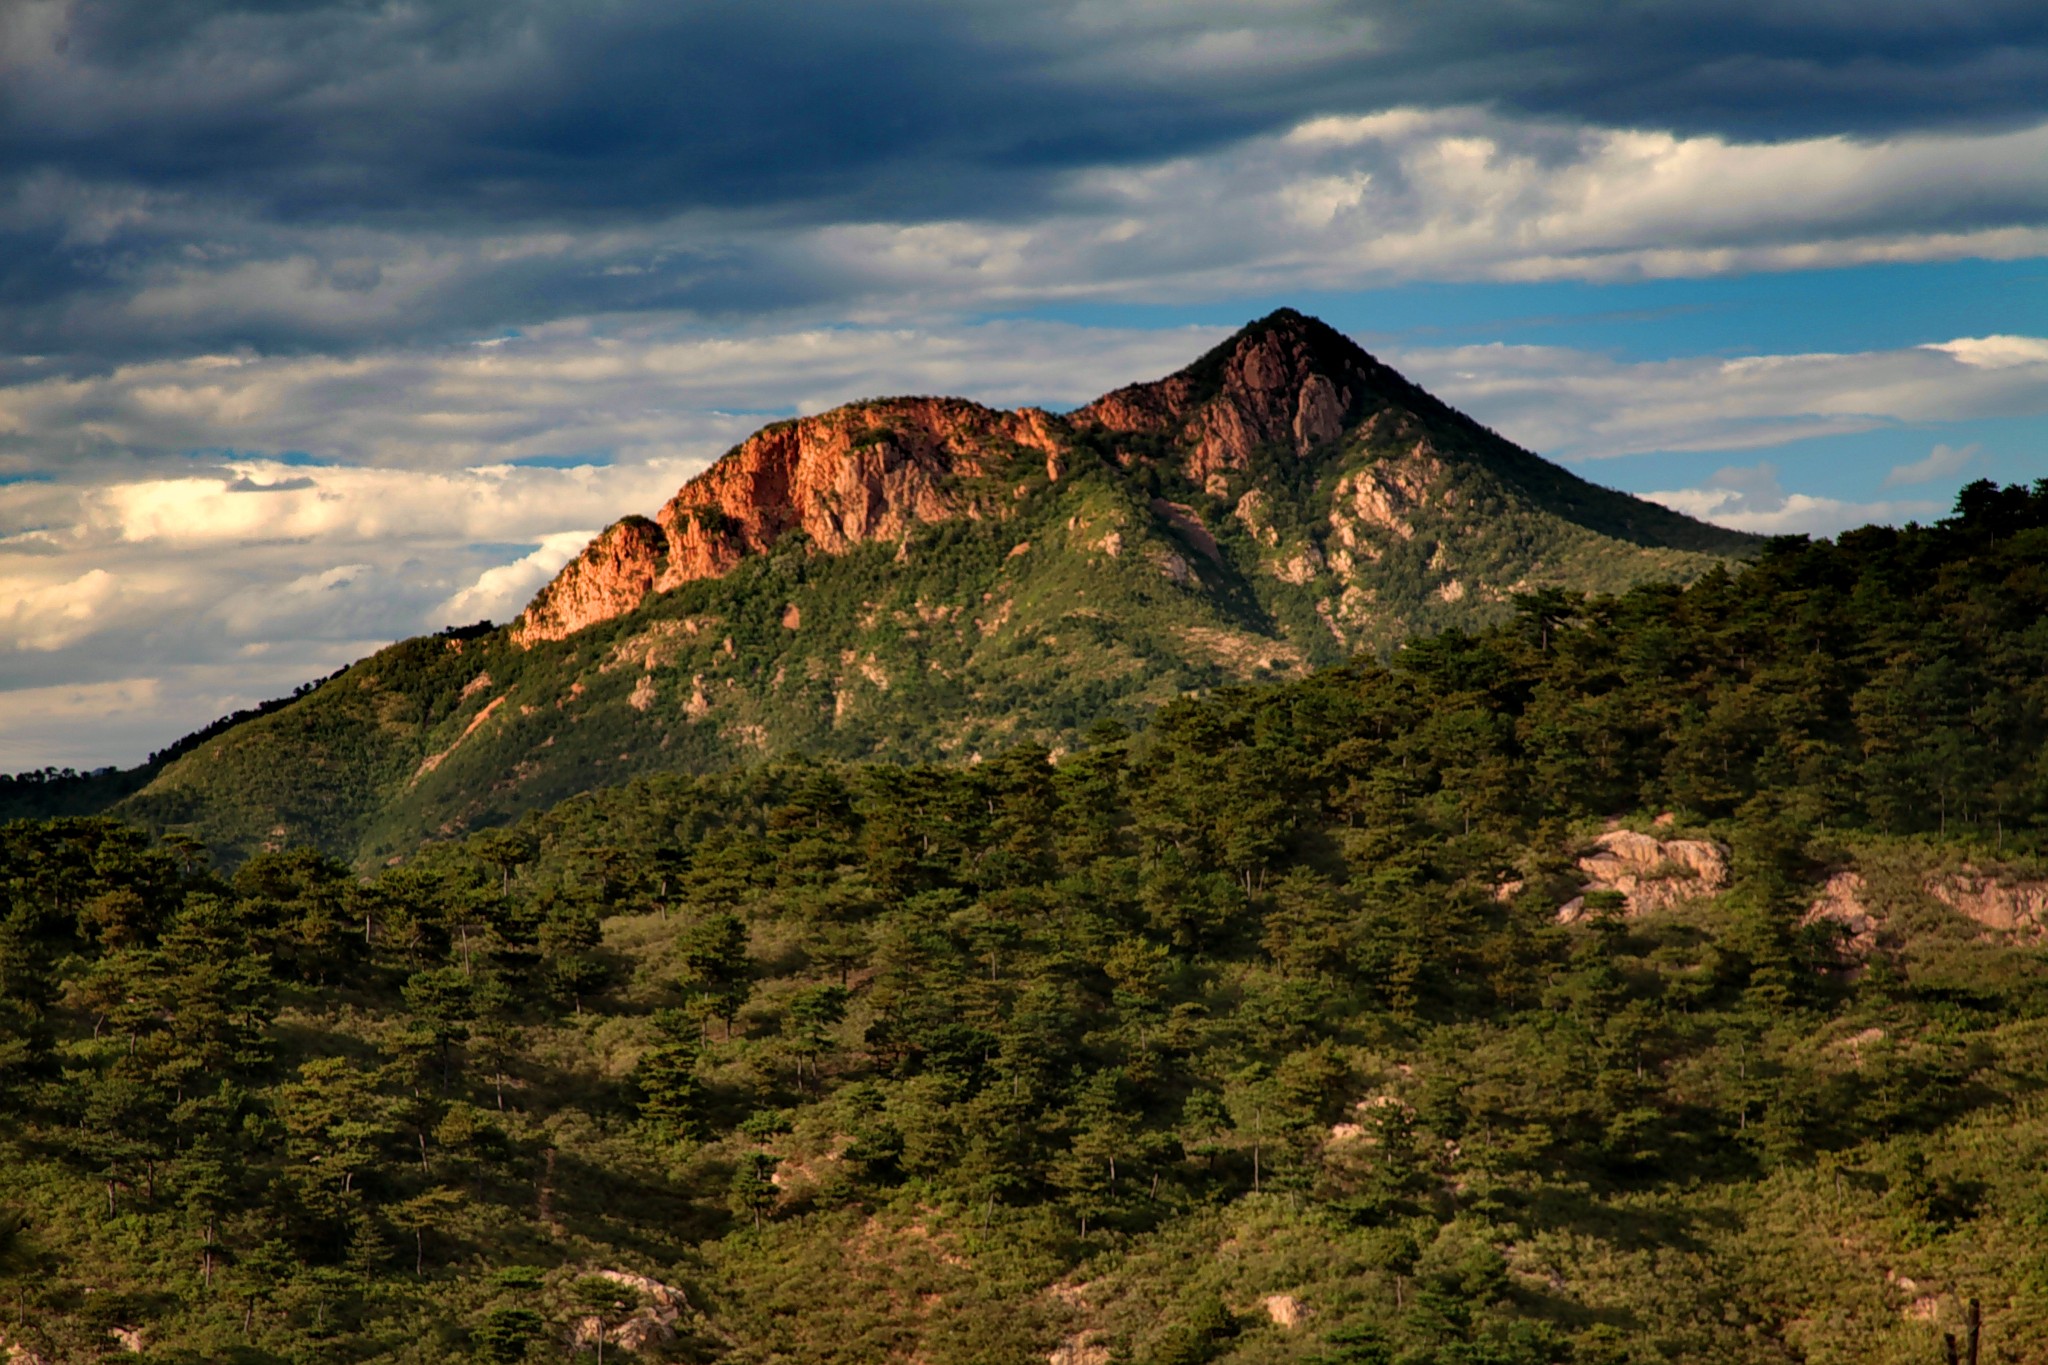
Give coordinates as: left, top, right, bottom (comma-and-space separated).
106, 309, 1754, 865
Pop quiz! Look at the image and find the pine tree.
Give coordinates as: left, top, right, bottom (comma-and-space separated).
728, 1153, 780, 1231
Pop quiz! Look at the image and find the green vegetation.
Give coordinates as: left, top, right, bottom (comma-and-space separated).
0, 665, 355, 825
1, 481, 2045, 1361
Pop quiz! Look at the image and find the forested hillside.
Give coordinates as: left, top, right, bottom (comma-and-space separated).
2, 481, 2045, 1364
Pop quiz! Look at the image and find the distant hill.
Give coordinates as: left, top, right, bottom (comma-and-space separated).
101, 309, 1755, 865
0, 666, 350, 824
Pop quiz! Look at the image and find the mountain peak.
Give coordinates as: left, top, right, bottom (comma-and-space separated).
1200, 306, 1364, 376
108, 308, 1760, 863
1073, 307, 1423, 483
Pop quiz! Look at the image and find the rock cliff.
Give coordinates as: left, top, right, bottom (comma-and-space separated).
514, 398, 1061, 645
513, 516, 670, 646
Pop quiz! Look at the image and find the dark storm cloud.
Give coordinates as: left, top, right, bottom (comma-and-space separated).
9, 0, 1173, 222
1350, 0, 2048, 138
1, 0, 2046, 364
15, 0, 2043, 219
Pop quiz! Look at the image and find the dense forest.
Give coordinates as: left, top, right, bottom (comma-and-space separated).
2, 481, 2047, 1363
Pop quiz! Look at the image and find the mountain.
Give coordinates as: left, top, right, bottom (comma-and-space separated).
109, 310, 1756, 865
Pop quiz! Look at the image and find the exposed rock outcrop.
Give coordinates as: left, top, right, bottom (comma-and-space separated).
1558, 829, 1729, 921
1803, 871, 1880, 955
1075, 308, 1375, 481
514, 400, 1061, 647
1802, 864, 2048, 951
1926, 868, 2048, 939
568, 1269, 690, 1354
513, 516, 669, 646
1330, 447, 1441, 545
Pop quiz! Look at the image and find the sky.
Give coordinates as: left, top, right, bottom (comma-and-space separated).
3, 1, 2047, 770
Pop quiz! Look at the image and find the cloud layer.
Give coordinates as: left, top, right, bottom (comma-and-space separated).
1644, 463, 1945, 537
8, 106, 2048, 364
1408, 332, 2048, 460
0, 0, 2045, 362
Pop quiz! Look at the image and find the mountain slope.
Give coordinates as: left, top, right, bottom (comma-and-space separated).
113, 310, 1757, 864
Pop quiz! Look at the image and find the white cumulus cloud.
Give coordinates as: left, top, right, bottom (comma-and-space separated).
1883, 443, 1979, 489
1645, 463, 1944, 536
436, 531, 597, 627
0, 567, 127, 651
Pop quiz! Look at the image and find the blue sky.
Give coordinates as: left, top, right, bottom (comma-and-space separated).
2, 1, 2047, 767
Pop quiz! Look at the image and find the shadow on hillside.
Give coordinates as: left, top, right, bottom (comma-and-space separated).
1510, 1182, 1728, 1256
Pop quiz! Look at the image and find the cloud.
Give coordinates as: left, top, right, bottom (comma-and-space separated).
0, 0, 2045, 363
1646, 462, 1944, 536
0, 566, 126, 650
1883, 443, 1980, 489
0, 675, 158, 723
8, 105, 2047, 367
0, 676, 161, 769
1925, 335, 2048, 370
435, 532, 596, 628
809, 109, 2048, 310
1395, 333, 2048, 461
0, 318, 1224, 480
77, 463, 685, 550
9, 0, 2045, 236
